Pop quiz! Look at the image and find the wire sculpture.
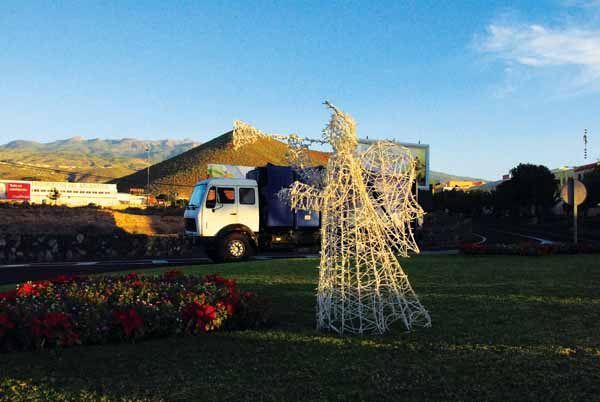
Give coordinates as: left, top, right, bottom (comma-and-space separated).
233, 102, 431, 334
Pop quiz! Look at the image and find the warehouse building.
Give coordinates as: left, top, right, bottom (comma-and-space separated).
0, 180, 139, 207
552, 162, 600, 186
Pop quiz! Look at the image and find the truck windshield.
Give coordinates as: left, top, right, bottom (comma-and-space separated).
188, 184, 207, 209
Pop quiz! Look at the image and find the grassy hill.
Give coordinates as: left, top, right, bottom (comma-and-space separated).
0, 137, 200, 183
114, 131, 330, 198
430, 170, 486, 185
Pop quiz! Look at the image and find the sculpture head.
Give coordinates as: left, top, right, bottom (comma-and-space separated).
323, 101, 357, 153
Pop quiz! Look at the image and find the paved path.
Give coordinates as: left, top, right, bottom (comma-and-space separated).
0, 253, 320, 285
0, 249, 461, 286
472, 229, 557, 245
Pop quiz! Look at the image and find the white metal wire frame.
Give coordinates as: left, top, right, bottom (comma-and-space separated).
232, 103, 431, 334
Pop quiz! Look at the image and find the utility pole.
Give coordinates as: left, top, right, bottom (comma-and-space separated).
568, 177, 577, 245
146, 145, 150, 206
584, 129, 588, 160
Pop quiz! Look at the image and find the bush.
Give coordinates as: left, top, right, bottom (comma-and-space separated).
0, 271, 269, 352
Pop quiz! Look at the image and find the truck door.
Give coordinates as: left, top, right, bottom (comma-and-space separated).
237, 187, 259, 232
203, 186, 239, 236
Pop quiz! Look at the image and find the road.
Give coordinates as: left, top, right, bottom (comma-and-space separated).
4, 221, 586, 286
0, 253, 320, 285
472, 220, 600, 246
0, 249, 462, 286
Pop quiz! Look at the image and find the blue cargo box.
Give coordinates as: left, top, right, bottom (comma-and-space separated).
247, 164, 322, 229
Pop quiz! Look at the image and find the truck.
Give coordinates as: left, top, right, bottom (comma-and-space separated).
184, 164, 322, 262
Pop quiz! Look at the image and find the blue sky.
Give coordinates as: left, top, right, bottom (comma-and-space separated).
2, 0, 600, 180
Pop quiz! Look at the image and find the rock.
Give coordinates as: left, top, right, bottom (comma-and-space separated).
76, 233, 85, 244
0, 238, 6, 247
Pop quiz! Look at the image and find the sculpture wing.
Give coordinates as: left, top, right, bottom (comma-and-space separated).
281, 181, 324, 212
358, 142, 424, 256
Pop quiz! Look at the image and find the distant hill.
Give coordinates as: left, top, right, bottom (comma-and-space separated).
0, 137, 200, 183
430, 170, 486, 185
470, 180, 504, 192
1, 135, 489, 195
114, 131, 330, 198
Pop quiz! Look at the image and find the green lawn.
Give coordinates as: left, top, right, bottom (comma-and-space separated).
2, 255, 600, 402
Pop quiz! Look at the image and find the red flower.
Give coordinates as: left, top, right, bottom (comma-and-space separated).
0, 313, 15, 337
203, 274, 240, 304
0, 290, 17, 304
50, 275, 76, 284
114, 308, 143, 337
225, 303, 234, 317
217, 301, 234, 317
27, 312, 78, 346
164, 270, 183, 279
17, 283, 35, 296
182, 302, 218, 332
203, 274, 231, 287
44, 312, 72, 329
243, 291, 255, 300
16, 281, 48, 297
124, 272, 139, 281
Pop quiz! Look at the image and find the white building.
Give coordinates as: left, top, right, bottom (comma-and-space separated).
0, 180, 136, 207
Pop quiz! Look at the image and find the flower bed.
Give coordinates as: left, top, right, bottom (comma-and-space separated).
0, 271, 269, 352
460, 242, 600, 256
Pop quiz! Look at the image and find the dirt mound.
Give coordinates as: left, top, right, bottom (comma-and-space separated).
114, 131, 329, 198
0, 205, 181, 236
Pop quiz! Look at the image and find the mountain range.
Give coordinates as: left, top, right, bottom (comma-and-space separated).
0, 136, 484, 194
429, 171, 485, 185
0, 137, 200, 183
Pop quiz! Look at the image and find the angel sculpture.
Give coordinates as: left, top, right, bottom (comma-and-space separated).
233, 102, 431, 334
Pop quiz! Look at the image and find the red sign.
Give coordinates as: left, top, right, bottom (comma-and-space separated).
4, 182, 31, 200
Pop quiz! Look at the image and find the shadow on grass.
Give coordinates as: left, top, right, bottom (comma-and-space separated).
2, 327, 600, 402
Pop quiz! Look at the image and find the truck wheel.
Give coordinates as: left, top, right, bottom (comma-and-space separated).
218, 232, 253, 262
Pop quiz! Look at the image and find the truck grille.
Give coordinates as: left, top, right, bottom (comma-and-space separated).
185, 218, 197, 232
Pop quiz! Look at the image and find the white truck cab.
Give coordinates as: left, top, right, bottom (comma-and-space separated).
184, 165, 322, 262
184, 178, 259, 261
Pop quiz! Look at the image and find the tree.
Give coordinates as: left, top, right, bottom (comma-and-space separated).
432, 189, 492, 217
492, 180, 517, 218
509, 163, 557, 220
582, 166, 600, 212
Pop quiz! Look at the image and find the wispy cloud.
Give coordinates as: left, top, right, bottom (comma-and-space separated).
562, 0, 600, 9
477, 17, 600, 96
